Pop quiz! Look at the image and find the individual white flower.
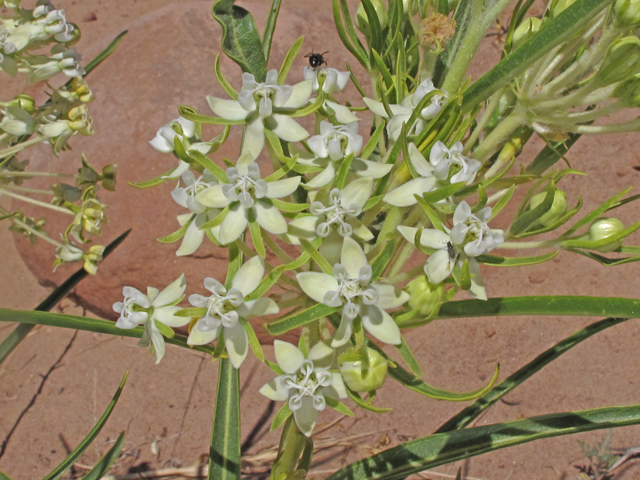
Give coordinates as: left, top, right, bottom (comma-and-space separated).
171, 170, 221, 256
259, 340, 347, 436
208, 69, 311, 159
304, 66, 350, 93
0, 106, 36, 136
363, 77, 446, 141
0, 28, 17, 64
195, 153, 300, 245
430, 141, 480, 185
187, 256, 279, 368
113, 275, 189, 364
398, 224, 488, 300
28, 48, 85, 82
149, 117, 196, 154
450, 201, 504, 257
383, 142, 436, 207
40, 104, 92, 155
299, 121, 392, 188
286, 177, 374, 245
55, 242, 84, 262
297, 237, 409, 347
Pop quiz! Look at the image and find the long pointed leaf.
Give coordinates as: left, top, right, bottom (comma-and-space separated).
436, 317, 629, 433
209, 358, 241, 480
0, 229, 131, 366
43, 372, 129, 480
84, 31, 128, 77
80, 431, 126, 480
328, 404, 640, 479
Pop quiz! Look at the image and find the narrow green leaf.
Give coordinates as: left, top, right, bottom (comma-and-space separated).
396, 336, 423, 377
336, 0, 369, 68
155, 320, 175, 339
0, 471, 13, 480
239, 318, 264, 362
362, 195, 383, 211
0, 309, 217, 355
361, 0, 384, 55
248, 218, 266, 258
325, 396, 355, 417
43, 372, 129, 480
129, 169, 176, 188
562, 222, 640, 249
268, 198, 309, 213
189, 150, 229, 183
300, 239, 333, 274
563, 188, 631, 238
267, 359, 285, 375
368, 342, 500, 401
0, 230, 131, 367
209, 358, 241, 480
278, 35, 304, 85
157, 217, 192, 243
175, 307, 206, 318
328, 404, 640, 480
80, 431, 125, 480
414, 195, 445, 231
491, 184, 516, 219
462, 0, 614, 111
476, 251, 558, 266
361, 123, 384, 159
508, 187, 555, 236
432, 0, 475, 86
334, 153, 355, 190
246, 265, 285, 301
346, 388, 392, 413
271, 402, 293, 431
265, 304, 341, 336
226, 242, 243, 290
437, 317, 629, 433
84, 31, 128, 77
214, 53, 238, 100
423, 182, 466, 204
370, 240, 396, 282
179, 105, 245, 125
212, 0, 267, 82
565, 247, 640, 266
511, 196, 583, 239
200, 207, 229, 230
263, 0, 283, 63
526, 133, 580, 176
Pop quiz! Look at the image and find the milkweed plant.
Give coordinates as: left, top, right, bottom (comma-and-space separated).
3, 0, 640, 478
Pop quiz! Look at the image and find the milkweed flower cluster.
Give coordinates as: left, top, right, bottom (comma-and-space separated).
119, 0, 640, 440
0, 1, 115, 275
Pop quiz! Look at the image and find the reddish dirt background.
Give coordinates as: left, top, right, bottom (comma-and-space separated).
1, 1, 640, 479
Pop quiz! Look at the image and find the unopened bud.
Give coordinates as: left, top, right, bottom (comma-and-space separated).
356, 0, 389, 38
512, 17, 541, 50
55, 243, 84, 262
550, 0, 578, 16
339, 347, 388, 392
589, 217, 625, 252
406, 275, 445, 316
615, 0, 640, 26
529, 190, 567, 227
8, 94, 35, 114
596, 36, 640, 86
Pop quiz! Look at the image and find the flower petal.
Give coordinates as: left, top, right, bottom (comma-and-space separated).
241, 298, 279, 317
266, 176, 301, 199
148, 322, 167, 364
307, 341, 335, 369
383, 177, 436, 207
341, 176, 373, 208
296, 272, 339, 304
331, 313, 353, 348
306, 162, 336, 188
196, 185, 231, 208
259, 376, 289, 401
420, 229, 451, 249
360, 305, 401, 345
232, 255, 264, 297
293, 396, 318, 437
274, 340, 305, 374
322, 372, 348, 399
325, 100, 360, 123
340, 236, 367, 279
407, 142, 435, 177
187, 319, 221, 345
241, 117, 265, 160
280, 80, 312, 108
219, 204, 248, 245
207, 96, 249, 120
425, 249, 452, 284
224, 321, 249, 368
152, 274, 186, 307
176, 219, 205, 256
373, 284, 410, 310
154, 305, 190, 327
269, 114, 309, 142
351, 158, 393, 179
255, 200, 288, 234
468, 258, 487, 300
284, 215, 319, 244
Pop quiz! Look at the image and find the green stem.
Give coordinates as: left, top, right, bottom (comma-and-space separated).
0, 206, 62, 248
472, 107, 525, 165
3, 184, 55, 195
0, 188, 75, 215
271, 416, 308, 479
0, 136, 48, 159
500, 239, 559, 249
0, 171, 76, 178
463, 87, 507, 154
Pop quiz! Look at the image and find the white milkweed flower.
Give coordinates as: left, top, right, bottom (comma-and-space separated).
430, 141, 481, 185
259, 340, 347, 436
171, 170, 221, 256
297, 237, 409, 347
450, 201, 504, 257
187, 256, 279, 368
299, 121, 392, 188
149, 117, 196, 154
28, 48, 85, 82
383, 142, 437, 207
207, 69, 311, 159
0, 28, 17, 63
303, 66, 358, 123
113, 275, 189, 364
0, 106, 36, 136
363, 77, 446, 141
195, 153, 300, 245
286, 176, 374, 246
398, 225, 456, 285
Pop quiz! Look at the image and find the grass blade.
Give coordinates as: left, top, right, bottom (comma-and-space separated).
80, 431, 126, 480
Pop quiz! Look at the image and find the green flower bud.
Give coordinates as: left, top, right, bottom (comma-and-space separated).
403, 0, 419, 15
613, 74, 640, 106
339, 347, 388, 392
615, 0, 640, 26
512, 17, 541, 50
596, 36, 640, 86
529, 190, 567, 227
550, 0, 578, 16
8, 94, 35, 114
356, 0, 388, 38
406, 275, 445, 316
589, 217, 625, 252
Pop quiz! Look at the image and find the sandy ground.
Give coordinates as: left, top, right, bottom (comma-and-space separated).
1, 1, 640, 479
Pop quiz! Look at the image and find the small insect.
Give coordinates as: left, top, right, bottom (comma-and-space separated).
305, 50, 328, 69
447, 241, 456, 259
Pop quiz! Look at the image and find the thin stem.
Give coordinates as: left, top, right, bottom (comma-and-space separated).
3, 184, 55, 195
0, 171, 76, 178
271, 416, 308, 479
0, 188, 74, 215
463, 86, 507, 154
500, 239, 559, 249
0, 136, 49, 159
472, 107, 525, 165
0, 207, 62, 248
